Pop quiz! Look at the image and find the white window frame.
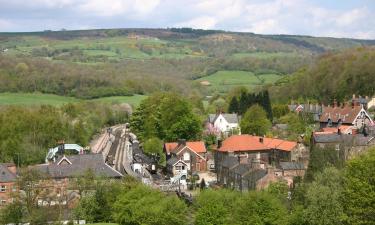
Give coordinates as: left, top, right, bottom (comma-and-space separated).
0, 185, 6, 192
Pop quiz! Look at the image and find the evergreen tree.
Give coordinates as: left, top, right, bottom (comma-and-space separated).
228, 96, 239, 113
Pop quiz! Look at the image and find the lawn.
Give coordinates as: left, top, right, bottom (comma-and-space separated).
197, 70, 281, 94
0, 93, 147, 107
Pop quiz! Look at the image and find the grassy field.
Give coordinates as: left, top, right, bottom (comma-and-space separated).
197, 70, 281, 93
86, 223, 118, 225
0, 93, 147, 106
231, 51, 298, 59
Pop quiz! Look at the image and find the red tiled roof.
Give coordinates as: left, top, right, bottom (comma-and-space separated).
322, 125, 353, 133
219, 135, 297, 152
319, 106, 361, 124
164, 141, 207, 154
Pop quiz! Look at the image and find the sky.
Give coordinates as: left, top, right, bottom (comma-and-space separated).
0, 0, 374, 39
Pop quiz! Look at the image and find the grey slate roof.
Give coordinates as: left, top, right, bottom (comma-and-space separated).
0, 164, 17, 182
167, 157, 180, 166
279, 162, 305, 170
208, 113, 239, 124
33, 154, 122, 179
221, 156, 239, 168
231, 164, 252, 175
243, 169, 267, 181
313, 133, 373, 146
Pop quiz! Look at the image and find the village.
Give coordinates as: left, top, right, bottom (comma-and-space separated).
1, 94, 375, 216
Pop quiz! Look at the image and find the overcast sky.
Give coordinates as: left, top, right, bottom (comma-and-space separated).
0, 0, 374, 39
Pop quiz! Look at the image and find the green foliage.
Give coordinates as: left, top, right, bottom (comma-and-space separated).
271, 47, 375, 103
272, 104, 289, 119
240, 105, 272, 136
0, 102, 129, 165
113, 185, 188, 225
342, 148, 375, 225
304, 167, 346, 225
228, 96, 239, 113
194, 189, 288, 225
130, 92, 202, 141
305, 145, 342, 181
0, 200, 24, 224
143, 137, 165, 166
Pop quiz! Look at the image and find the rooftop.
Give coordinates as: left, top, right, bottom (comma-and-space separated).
219, 135, 297, 152
165, 141, 206, 154
208, 113, 239, 124
0, 163, 17, 183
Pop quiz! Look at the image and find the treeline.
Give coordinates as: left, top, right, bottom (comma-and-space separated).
271, 47, 375, 103
3, 148, 373, 224
0, 102, 129, 166
0, 55, 197, 99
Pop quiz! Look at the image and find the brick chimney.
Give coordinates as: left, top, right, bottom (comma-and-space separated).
333, 99, 338, 108
259, 137, 264, 143
6, 164, 17, 175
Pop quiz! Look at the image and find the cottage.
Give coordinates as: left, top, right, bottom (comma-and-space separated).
208, 113, 240, 136
165, 140, 207, 176
288, 103, 322, 122
0, 163, 17, 206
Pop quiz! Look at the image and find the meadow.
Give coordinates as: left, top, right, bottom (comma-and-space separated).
0, 93, 147, 106
197, 70, 281, 94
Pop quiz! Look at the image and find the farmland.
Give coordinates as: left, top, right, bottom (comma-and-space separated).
197, 70, 281, 94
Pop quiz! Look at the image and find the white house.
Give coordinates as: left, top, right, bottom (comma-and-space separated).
208, 113, 240, 136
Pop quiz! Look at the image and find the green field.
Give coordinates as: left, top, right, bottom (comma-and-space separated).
197, 70, 281, 93
0, 93, 147, 106
86, 223, 118, 225
231, 51, 298, 59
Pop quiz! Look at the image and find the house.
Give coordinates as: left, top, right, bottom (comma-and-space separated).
216, 155, 281, 191
0, 163, 17, 206
312, 131, 375, 160
32, 154, 122, 207
288, 103, 322, 122
208, 113, 240, 137
215, 135, 298, 170
165, 140, 207, 176
319, 105, 373, 130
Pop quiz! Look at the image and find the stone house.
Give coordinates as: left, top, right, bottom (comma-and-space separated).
0, 163, 17, 206
165, 140, 207, 176
32, 154, 122, 207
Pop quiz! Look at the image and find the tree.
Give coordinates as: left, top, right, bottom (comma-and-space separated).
0, 200, 24, 224
228, 96, 239, 113
342, 148, 375, 225
113, 185, 188, 225
143, 137, 165, 166
304, 167, 346, 225
240, 105, 272, 136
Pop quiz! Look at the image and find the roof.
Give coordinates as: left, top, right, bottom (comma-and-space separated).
33, 154, 122, 179
313, 133, 373, 146
279, 162, 305, 170
208, 113, 239, 124
231, 164, 252, 175
319, 106, 362, 124
166, 157, 187, 167
243, 169, 267, 181
219, 135, 297, 152
165, 141, 206, 154
322, 125, 353, 134
0, 164, 17, 183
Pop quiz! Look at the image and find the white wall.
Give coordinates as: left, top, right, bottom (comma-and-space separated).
213, 114, 239, 134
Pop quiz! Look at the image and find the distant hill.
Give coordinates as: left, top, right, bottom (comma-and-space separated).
270, 46, 375, 103
0, 28, 374, 97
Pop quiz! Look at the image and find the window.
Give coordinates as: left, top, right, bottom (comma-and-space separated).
0, 199, 6, 205
0, 185, 6, 192
183, 152, 190, 161
12, 186, 17, 192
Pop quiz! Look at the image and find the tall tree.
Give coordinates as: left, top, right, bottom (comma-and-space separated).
228, 96, 239, 113
240, 105, 272, 136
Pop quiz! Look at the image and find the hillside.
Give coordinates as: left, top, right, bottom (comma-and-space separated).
270, 47, 375, 103
1, 28, 374, 98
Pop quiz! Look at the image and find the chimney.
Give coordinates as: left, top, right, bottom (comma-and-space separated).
352, 94, 356, 100
259, 137, 264, 143
178, 139, 186, 146
338, 128, 341, 135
